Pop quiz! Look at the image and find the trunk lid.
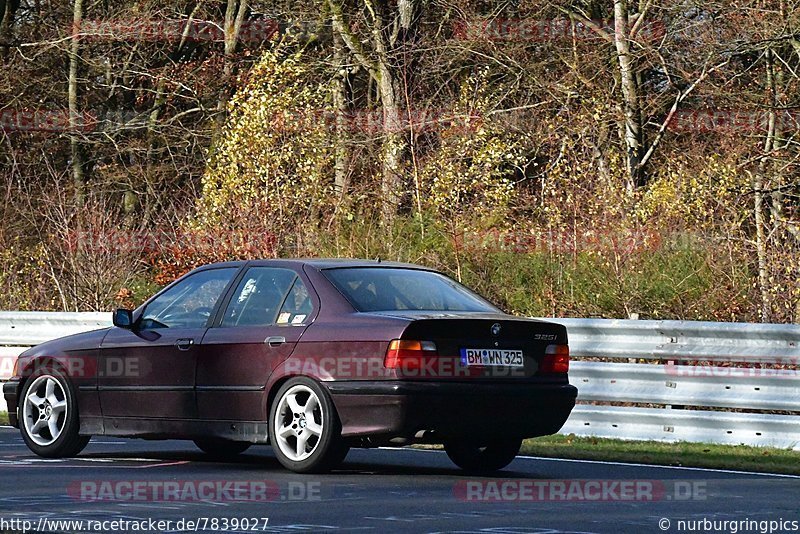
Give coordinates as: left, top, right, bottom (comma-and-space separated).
375, 312, 568, 380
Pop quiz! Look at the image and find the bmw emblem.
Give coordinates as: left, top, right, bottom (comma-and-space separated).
491, 323, 501, 336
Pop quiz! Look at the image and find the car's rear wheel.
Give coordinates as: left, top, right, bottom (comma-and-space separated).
19, 368, 90, 458
193, 438, 251, 458
444, 438, 522, 472
269, 377, 347, 473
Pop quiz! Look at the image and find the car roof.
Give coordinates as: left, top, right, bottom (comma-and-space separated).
195, 258, 436, 271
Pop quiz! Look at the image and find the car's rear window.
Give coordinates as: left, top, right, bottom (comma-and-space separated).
323, 267, 499, 313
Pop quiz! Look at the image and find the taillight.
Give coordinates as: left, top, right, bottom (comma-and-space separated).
540, 344, 570, 373
384, 339, 438, 371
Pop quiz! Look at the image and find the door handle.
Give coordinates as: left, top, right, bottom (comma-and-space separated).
175, 338, 194, 351
265, 336, 286, 347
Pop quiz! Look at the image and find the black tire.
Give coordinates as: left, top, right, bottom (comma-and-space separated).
193, 438, 251, 458
444, 438, 522, 472
18, 367, 90, 458
269, 377, 346, 473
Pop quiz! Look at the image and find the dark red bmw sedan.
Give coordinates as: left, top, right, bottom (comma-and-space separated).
3, 259, 577, 473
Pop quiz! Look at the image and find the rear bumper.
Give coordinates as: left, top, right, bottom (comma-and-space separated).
3, 379, 19, 428
325, 380, 578, 442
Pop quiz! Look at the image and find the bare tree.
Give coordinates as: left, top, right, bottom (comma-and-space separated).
68, 0, 85, 206
327, 0, 419, 220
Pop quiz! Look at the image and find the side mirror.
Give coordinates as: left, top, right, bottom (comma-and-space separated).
113, 308, 133, 329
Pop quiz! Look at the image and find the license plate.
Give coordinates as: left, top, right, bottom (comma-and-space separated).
460, 348, 524, 367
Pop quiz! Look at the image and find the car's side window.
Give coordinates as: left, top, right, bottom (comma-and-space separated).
276, 277, 313, 325
221, 268, 299, 327
139, 268, 238, 330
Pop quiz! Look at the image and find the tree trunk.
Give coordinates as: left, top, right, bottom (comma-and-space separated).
0, 0, 17, 57
613, 0, 644, 191
216, 0, 247, 131
754, 170, 771, 323
591, 122, 612, 183
373, 6, 405, 222
68, 0, 85, 207
376, 60, 404, 220
327, 0, 417, 222
332, 31, 350, 200
754, 48, 777, 323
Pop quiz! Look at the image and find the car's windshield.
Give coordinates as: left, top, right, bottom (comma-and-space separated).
323, 267, 499, 313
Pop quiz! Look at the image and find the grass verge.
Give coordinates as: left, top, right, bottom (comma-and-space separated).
521, 434, 800, 475
0, 412, 8, 426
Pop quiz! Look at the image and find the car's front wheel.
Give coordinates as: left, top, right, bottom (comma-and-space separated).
19, 368, 90, 458
444, 438, 522, 472
269, 377, 348, 473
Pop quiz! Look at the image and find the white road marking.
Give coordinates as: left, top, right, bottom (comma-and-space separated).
515, 454, 800, 479
380, 446, 800, 479
0, 457, 190, 469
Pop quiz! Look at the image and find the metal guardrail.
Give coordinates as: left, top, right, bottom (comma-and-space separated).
563, 405, 800, 450
0, 313, 798, 450
0, 311, 111, 347
552, 317, 800, 364
541, 318, 800, 450
0, 312, 112, 412
571, 361, 800, 412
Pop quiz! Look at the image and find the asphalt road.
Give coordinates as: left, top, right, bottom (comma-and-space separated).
0, 427, 798, 534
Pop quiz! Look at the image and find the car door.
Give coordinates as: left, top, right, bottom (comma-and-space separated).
196, 266, 316, 421
99, 267, 239, 419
